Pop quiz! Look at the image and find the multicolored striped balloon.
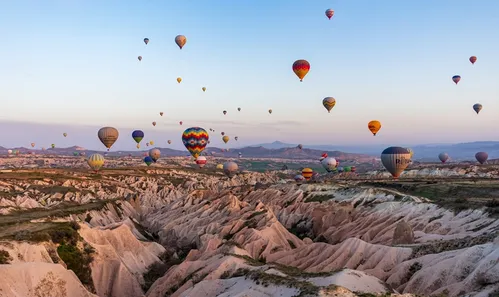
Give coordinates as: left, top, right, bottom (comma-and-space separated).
182, 127, 209, 158
301, 168, 313, 180
87, 153, 105, 171
292, 59, 310, 82
322, 97, 336, 113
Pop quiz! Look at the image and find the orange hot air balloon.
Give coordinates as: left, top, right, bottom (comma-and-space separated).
368, 120, 381, 136
177, 77, 182, 83
292, 59, 310, 82
301, 168, 313, 181
469, 56, 477, 64
175, 35, 187, 49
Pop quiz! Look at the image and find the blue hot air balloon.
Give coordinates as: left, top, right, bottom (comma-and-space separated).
144, 156, 153, 166
132, 130, 144, 144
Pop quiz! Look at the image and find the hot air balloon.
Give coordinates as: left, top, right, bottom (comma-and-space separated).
268, 109, 272, 114
301, 168, 313, 181
73, 152, 78, 156
469, 56, 477, 64
368, 120, 381, 136
80, 152, 86, 156
222, 136, 229, 144
438, 152, 449, 163
182, 127, 209, 158
132, 130, 144, 144
344, 166, 351, 172
321, 157, 337, 172
144, 38, 149, 45
292, 59, 310, 82
196, 156, 207, 168
87, 153, 105, 171
216, 164, 223, 170
31, 143, 35, 148
381, 147, 411, 178
321, 153, 328, 160
175, 35, 187, 49
223, 161, 238, 178
177, 77, 182, 83
152, 121, 156, 126
297, 144, 303, 150
452, 75, 461, 85
98, 127, 119, 151
223, 110, 227, 115
149, 141, 154, 145
146, 143, 149, 147
51, 144, 55, 149
179, 121, 183, 125
475, 152, 488, 164
160, 112, 163, 116
235, 136, 238, 141
138, 56, 142, 61
136, 144, 140, 149
294, 175, 305, 182
167, 140, 172, 144
325, 8, 334, 19
238, 107, 241, 112
149, 148, 160, 162
7, 150, 12, 154
63, 133, 67, 137
202, 87, 206, 92
144, 156, 153, 166
473, 103, 482, 114
221, 132, 225, 136
322, 97, 336, 113
406, 148, 414, 159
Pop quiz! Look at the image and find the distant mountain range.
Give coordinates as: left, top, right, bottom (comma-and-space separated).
0, 145, 373, 162
2, 141, 498, 161
250, 141, 499, 161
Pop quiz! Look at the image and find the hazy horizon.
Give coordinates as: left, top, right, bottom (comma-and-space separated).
1, 1, 499, 151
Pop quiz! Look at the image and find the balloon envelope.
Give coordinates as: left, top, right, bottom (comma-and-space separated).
469, 56, 477, 64
475, 152, 488, 164
473, 103, 482, 114
222, 136, 229, 143
223, 161, 238, 178
144, 38, 149, 45
196, 156, 207, 168
321, 157, 337, 172
438, 152, 449, 163
368, 121, 381, 136
294, 175, 305, 182
301, 168, 313, 180
182, 127, 209, 158
322, 97, 336, 113
149, 148, 161, 162
325, 9, 334, 19
292, 59, 310, 82
132, 130, 144, 144
144, 156, 153, 166
381, 147, 411, 178
98, 127, 119, 150
175, 35, 187, 49
87, 153, 105, 171
452, 75, 461, 84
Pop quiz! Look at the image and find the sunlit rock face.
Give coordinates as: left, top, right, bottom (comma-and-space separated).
0, 164, 498, 297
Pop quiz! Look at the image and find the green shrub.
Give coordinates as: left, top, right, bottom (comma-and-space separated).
57, 244, 94, 289
0, 250, 12, 264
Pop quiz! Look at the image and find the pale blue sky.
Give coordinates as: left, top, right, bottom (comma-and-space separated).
0, 0, 498, 151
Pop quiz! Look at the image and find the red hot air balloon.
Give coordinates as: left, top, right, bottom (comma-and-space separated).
179, 121, 183, 125
292, 60, 310, 82
469, 56, 477, 64
325, 9, 334, 19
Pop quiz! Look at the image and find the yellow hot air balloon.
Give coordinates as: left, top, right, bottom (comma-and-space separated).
136, 144, 140, 149
149, 140, 154, 145
63, 133, 67, 137
202, 87, 206, 92
87, 153, 105, 171
368, 120, 381, 136
97, 127, 119, 151
177, 77, 182, 83
216, 164, 223, 170
175, 35, 187, 49
222, 136, 229, 144
301, 168, 313, 181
